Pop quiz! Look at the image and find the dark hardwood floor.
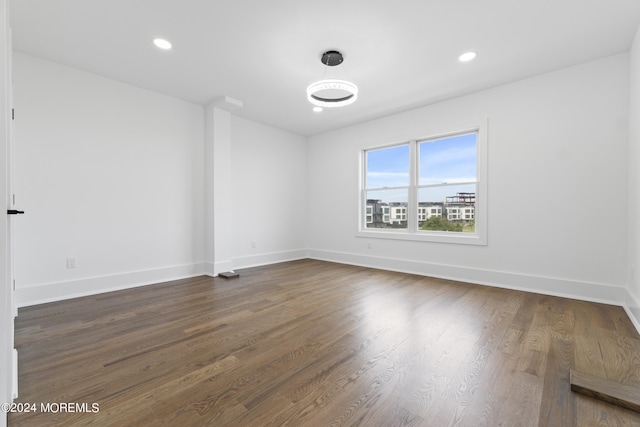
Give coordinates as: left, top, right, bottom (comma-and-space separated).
8, 259, 640, 426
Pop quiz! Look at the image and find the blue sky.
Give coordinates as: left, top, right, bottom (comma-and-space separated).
366, 133, 477, 203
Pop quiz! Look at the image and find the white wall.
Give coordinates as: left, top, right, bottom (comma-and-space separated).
12, 53, 206, 305
628, 27, 640, 329
10, 52, 310, 305
10, 46, 640, 333
230, 115, 307, 268
308, 54, 631, 305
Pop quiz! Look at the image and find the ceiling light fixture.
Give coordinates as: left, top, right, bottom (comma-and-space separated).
153, 38, 172, 50
458, 51, 477, 62
307, 50, 358, 108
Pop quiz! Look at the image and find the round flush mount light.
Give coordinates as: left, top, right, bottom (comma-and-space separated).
458, 51, 477, 62
307, 50, 358, 108
153, 38, 172, 50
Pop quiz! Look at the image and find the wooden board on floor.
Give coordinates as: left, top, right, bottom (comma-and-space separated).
570, 369, 640, 413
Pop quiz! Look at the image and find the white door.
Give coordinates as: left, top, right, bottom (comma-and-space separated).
6, 18, 18, 398
0, 0, 17, 427
1, 2, 14, 425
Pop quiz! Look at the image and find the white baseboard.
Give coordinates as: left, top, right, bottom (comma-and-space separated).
204, 249, 308, 276
201, 262, 215, 276
213, 259, 234, 276
624, 291, 640, 335
232, 249, 308, 270
199, 261, 232, 277
307, 248, 630, 308
13, 251, 308, 308
15, 262, 211, 307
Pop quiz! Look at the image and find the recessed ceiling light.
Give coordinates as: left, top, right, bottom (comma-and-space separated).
153, 38, 172, 50
313, 106, 323, 113
459, 51, 477, 62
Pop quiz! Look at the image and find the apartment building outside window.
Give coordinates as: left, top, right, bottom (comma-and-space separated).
359, 121, 487, 245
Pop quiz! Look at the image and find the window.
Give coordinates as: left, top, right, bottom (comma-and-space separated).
364, 144, 409, 229
359, 123, 487, 245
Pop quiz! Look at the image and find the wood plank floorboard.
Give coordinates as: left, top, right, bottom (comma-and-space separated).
570, 369, 640, 414
8, 259, 640, 426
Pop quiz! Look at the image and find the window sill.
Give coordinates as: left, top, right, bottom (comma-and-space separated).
355, 229, 487, 246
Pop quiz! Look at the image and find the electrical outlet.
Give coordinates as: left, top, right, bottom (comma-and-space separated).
67, 257, 77, 269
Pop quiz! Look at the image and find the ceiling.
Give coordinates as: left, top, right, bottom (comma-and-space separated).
10, 0, 640, 136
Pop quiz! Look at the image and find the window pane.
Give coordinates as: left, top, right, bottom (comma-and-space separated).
366, 145, 410, 189
365, 189, 408, 229
418, 184, 476, 233
419, 133, 477, 185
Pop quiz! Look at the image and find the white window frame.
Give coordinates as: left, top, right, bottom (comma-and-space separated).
357, 120, 487, 245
